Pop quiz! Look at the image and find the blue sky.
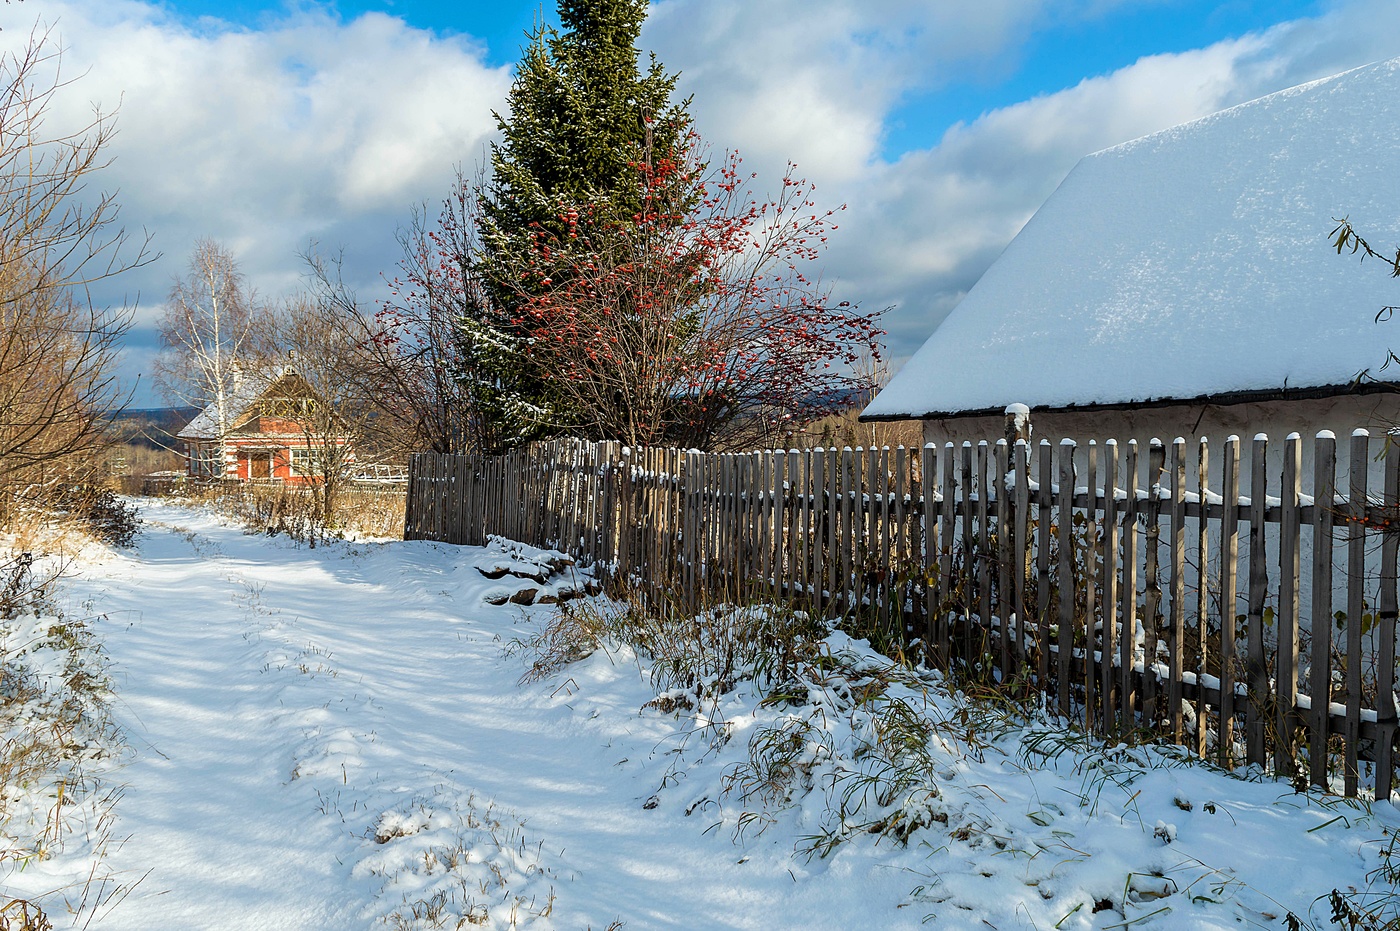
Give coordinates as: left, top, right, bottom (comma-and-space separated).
1, 0, 1395, 406
160, 0, 1329, 154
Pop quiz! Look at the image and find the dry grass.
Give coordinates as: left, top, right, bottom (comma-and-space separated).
0, 549, 129, 924
170, 481, 406, 543
781, 408, 923, 452
523, 586, 966, 854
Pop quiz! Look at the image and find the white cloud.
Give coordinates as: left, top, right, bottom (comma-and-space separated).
0, 0, 513, 398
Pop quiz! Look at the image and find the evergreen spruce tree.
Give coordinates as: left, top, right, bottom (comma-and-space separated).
462, 0, 693, 443
481, 0, 690, 265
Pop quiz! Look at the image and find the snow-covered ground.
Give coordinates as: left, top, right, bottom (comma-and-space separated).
7, 500, 1398, 929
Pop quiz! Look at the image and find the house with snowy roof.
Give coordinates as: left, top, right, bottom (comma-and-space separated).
175, 364, 352, 483
862, 58, 1400, 477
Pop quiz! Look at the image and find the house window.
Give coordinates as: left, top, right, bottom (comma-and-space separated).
259, 397, 316, 418
289, 447, 329, 476
191, 445, 222, 477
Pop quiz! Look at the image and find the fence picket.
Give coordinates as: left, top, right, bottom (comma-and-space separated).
1057, 440, 1075, 719
1169, 438, 1186, 744
1277, 434, 1302, 776
1219, 437, 1241, 767
1101, 441, 1119, 732
1345, 430, 1369, 795
995, 440, 1011, 678
1121, 441, 1140, 728
1377, 440, 1399, 801
1310, 432, 1336, 788
1195, 439, 1209, 757
1037, 440, 1053, 688
1014, 440, 1030, 675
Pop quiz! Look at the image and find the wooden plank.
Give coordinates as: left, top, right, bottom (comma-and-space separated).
1057, 439, 1075, 719
1121, 440, 1140, 728
1013, 440, 1030, 675
729, 453, 742, 596
995, 440, 1011, 680
1276, 433, 1302, 777
1101, 440, 1120, 732
1037, 440, 1053, 689
828, 447, 840, 618
1377, 439, 1399, 801
939, 444, 956, 665
868, 446, 881, 618
841, 447, 855, 616
894, 446, 908, 641
976, 442, 992, 665
1310, 432, 1337, 788
681, 451, 695, 611
1169, 438, 1187, 744
1084, 441, 1098, 731
790, 449, 803, 604
877, 446, 892, 638
1219, 436, 1241, 768
767, 450, 778, 596
816, 449, 829, 614
778, 450, 789, 599
921, 444, 938, 654
403, 453, 418, 539
1195, 438, 1210, 757
961, 442, 976, 662
1143, 440, 1165, 731
1246, 435, 1269, 769
669, 449, 683, 595
1345, 430, 1369, 796
797, 449, 810, 602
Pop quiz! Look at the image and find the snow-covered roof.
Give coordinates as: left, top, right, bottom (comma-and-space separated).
864, 58, 1400, 420
176, 367, 293, 440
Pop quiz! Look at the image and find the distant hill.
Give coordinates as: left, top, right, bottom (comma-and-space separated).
108, 407, 200, 451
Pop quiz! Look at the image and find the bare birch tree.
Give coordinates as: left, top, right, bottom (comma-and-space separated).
153, 239, 262, 445
259, 295, 376, 523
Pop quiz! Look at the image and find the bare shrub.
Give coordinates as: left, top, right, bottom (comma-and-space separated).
0, 25, 152, 524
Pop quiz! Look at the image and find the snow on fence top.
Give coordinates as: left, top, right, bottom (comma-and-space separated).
865, 57, 1400, 420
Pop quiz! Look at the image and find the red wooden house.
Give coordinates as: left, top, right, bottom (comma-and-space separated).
176, 366, 352, 483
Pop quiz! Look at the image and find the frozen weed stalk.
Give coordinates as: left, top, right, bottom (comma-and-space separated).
529, 584, 969, 857
0, 553, 129, 924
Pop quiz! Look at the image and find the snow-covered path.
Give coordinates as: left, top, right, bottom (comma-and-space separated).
75, 502, 914, 929
51, 500, 1400, 930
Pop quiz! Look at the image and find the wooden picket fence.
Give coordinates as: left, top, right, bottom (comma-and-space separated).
405, 430, 1400, 799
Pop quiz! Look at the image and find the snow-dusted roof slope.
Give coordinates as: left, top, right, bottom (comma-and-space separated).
176, 369, 287, 440
865, 58, 1400, 420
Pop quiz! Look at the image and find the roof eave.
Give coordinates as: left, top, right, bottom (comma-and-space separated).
858, 380, 1397, 423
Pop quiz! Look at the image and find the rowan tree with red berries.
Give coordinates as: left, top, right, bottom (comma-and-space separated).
509, 139, 884, 450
